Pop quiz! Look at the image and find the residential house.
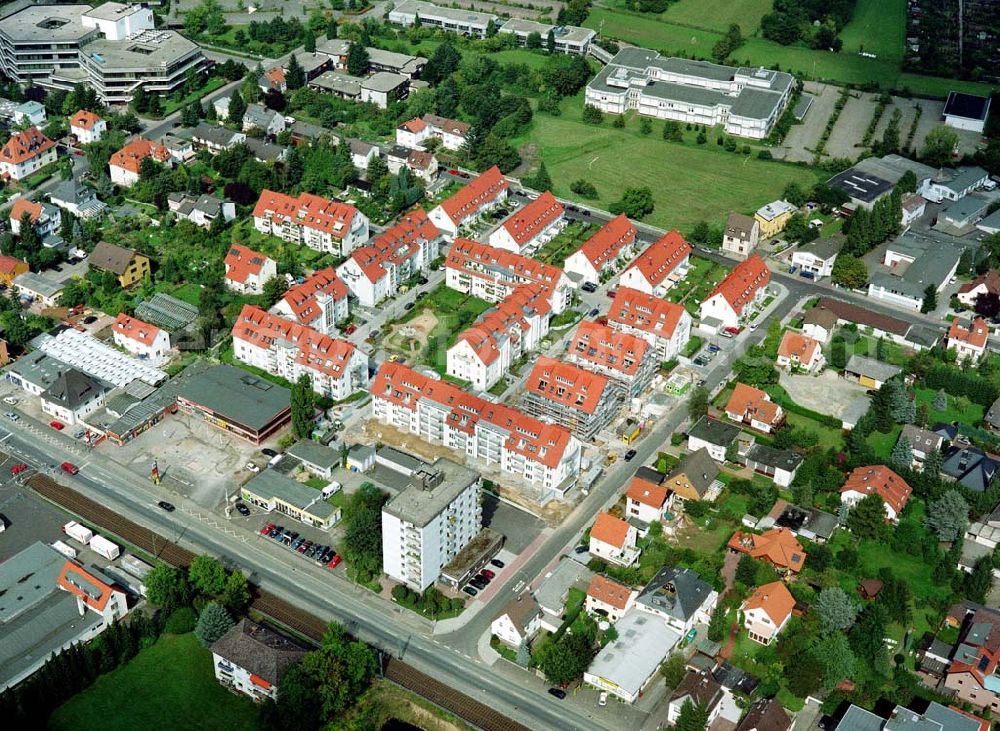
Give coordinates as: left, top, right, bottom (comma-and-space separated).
232, 305, 369, 399
771, 500, 838, 543
429, 166, 509, 239
335, 207, 440, 307
9, 198, 58, 239
210, 619, 307, 702
754, 200, 795, 238
396, 114, 471, 151
405, 149, 437, 183
108, 137, 172, 188
635, 566, 718, 634
899, 424, 943, 467
48, 179, 105, 219
0, 127, 57, 181
725, 383, 784, 434
533, 559, 594, 632
522, 356, 621, 441
844, 354, 902, 390
585, 575, 636, 623
686, 416, 740, 462
776, 331, 825, 372
89, 241, 150, 288
191, 122, 247, 153
224, 244, 277, 296
589, 512, 640, 567
944, 92, 992, 133
957, 270, 1000, 308
742, 443, 803, 488
563, 214, 638, 285
721, 212, 760, 260
607, 287, 692, 362
69, 109, 106, 144
942, 446, 999, 493
625, 476, 670, 524
285, 440, 341, 480
947, 317, 989, 363
868, 234, 965, 311
566, 320, 656, 399
700, 254, 771, 330
271, 268, 349, 334
727, 527, 807, 573
253, 190, 370, 257
736, 698, 791, 731
242, 104, 285, 136
112, 314, 170, 365
260, 52, 331, 92
741, 580, 795, 645
346, 138, 377, 170
488, 191, 565, 255
667, 672, 728, 727
0, 255, 28, 287
885, 703, 991, 731
841, 465, 912, 521
901, 193, 927, 226
791, 236, 843, 280
13, 101, 46, 126
498, 19, 595, 54
664, 448, 722, 505
943, 605, 1000, 712
168, 193, 236, 228
802, 305, 839, 343
491, 595, 542, 649
978, 210, 1000, 236
158, 133, 193, 163
618, 230, 692, 297
40, 369, 106, 426
984, 397, 1000, 432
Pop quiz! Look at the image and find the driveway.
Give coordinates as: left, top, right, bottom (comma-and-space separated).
779, 369, 868, 419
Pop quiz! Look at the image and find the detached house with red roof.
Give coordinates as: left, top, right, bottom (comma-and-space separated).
947, 317, 989, 363
840, 465, 912, 522
271, 267, 349, 334
564, 213, 638, 286
567, 320, 656, 399
224, 244, 278, 296
589, 512, 640, 566
957, 270, 1000, 308
232, 305, 369, 400
113, 314, 171, 366
9, 198, 59, 240
607, 287, 692, 362
699, 254, 771, 330
776, 331, 825, 373
618, 230, 692, 297
429, 166, 509, 239
336, 207, 440, 306
585, 574, 636, 623
943, 605, 1000, 712
69, 110, 107, 145
0, 127, 57, 182
488, 191, 566, 255
109, 137, 172, 188
522, 356, 621, 441
741, 580, 794, 645
396, 114, 471, 151
625, 476, 671, 524
725, 383, 784, 434
727, 527, 807, 573
57, 560, 128, 626
253, 190, 370, 256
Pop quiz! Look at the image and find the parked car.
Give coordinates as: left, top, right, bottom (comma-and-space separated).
369, 329, 381, 340
490, 558, 505, 569
574, 545, 589, 555
49, 420, 65, 430
261, 448, 278, 458
297, 540, 312, 554
548, 688, 567, 700
235, 503, 251, 516
260, 522, 276, 535
2, 396, 17, 405
480, 569, 495, 579
707, 344, 720, 353
245, 462, 260, 473
404, 302, 415, 311
344, 323, 357, 335
599, 691, 608, 707
623, 449, 637, 462
588, 308, 600, 318
470, 578, 487, 590
327, 554, 342, 568
724, 326, 740, 335
581, 281, 598, 293
462, 585, 478, 596
157, 501, 175, 512
4, 412, 18, 421
61, 462, 79, 475
417, 276, 429, 285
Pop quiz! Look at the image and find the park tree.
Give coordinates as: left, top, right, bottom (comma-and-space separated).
850, 603, 890, 674
817, 633, 856, 690
346, 42, 370, 77
922, 125, 959, 167
526, 31, 542, 49
847, 493, 888, 541
582, 104, 603, 125
220, 570, 251, 614
687, 386, 709, 421
326, 17, 338, 39
707, 604, 728, 642
676, 699, 709, 731
965, 556, 994, 603
303, 29, 316, 53
189, 554, 227, 597
181, 101, 202, 127
546, 29, 556, 53
340, 483, 388, 583
144, 563, 191, 612
526, 161, 552, 192
290, 374, 316, 439
285, 54, 306, 91
422, 42, 461, 85
926, 489, 969, 541
816, 587, 858, 632
661, 653, 687, 690
782, 181, 807, 207
890, 436, 913, 470
195, 602, 235, 646
538, 632, 593, 685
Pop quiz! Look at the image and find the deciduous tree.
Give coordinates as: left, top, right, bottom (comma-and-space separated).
189, 554, 227, 597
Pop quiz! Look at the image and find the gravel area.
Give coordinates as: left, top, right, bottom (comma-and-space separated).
824, 91, 878, 160
777, 81, 839, 163
779, 369, 869, 419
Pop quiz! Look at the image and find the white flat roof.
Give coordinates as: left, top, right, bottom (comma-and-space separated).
36, 329, 166, 388
586, 610, 680, 698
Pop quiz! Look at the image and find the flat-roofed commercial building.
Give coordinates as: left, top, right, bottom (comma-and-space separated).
389, 0, 497, 38
241, 470, 341, 529
498, 19, 595, 54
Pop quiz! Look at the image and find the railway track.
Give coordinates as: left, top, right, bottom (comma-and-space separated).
27, 474, 531, 731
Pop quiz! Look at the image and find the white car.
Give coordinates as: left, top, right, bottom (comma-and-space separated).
245, 462, 260, 473
2, 396, 17, 405
598, 691, 608, 707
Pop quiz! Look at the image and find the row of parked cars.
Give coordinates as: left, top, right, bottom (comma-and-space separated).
260, 522, 342, 568
461, 558, 505, 596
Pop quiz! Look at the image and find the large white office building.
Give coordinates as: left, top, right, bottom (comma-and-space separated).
585, 48, 795, 139
388, 0, 496, 38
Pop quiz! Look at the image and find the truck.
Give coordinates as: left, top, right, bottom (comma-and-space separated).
51, 540, 78, 559
89, 534, 120, 560
63, 521, 93, 545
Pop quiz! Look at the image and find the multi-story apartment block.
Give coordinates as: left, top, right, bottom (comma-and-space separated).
522, 356, 621, 441
563, 213, 638, 285
388, 0, 497, 38
231, 305, 369, 400
618, 230, 692, 296
607, 287, 692, 362
224, 244, 277, 295
498, 19, 595, 54
445, 238, 573, 314
585, 48, 794, 139
336, 207, 440, 307
68, 109, 106, 144
253, 190, 370, 257
699, 254, 770, 330
488, 191, 566, 255
429, 166, 509, 239
109, 136, 172, 188
271, 268, 349, 334
371, 362, 583, 500
447, 284, 551, 392
566, 320, 655, 399
381, 458, 482, 591
210, 619, 306, 703
0, 127, 57, 181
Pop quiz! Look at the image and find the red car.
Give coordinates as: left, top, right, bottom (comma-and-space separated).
49, 420, 65, 430
61, 462, 79, 475
480, 569, 496, 579
344, 323, 357, 335
724, 326, 741, 335
260, 522, 275, 535
327, 554, 342, 568
10, 463, 27, 475
606, 289, 617, 298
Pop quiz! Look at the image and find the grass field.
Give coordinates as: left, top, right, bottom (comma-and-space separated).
661, 0, 772, 34
50, 633, 260, 731
838, 0, 906, 62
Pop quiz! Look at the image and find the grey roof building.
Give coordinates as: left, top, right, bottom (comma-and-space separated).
735, 696, 788, 731
687, 416, 741, 452
900, 424, 943, 458
772, 502, 838, 542
534, 558, 594, 618
241, 470, 340, 527
985, 396, 1000, 430
941, 446, 999, 492
382, 458, 480, 528
933, 166, 990, 197
48, 179, 105, 218
245, 137, 288, 163
585, 609, 681, 703
210, 618, 307, 691
635, 566, 714, 626
286, 440, 341, 479
665, 448, 721, 500
135, 292, 199, 331
844, 354, 902, 386
796, 235, 844, 261
191, 122, 246, 150
837, 705, 885, 731
243, 104, 282, 131
5, 350, 73, 393
41, 368, 105, 412
869, 236, 967, 309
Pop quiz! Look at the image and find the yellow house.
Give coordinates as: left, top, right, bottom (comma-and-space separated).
754, 200, 796, 239
89, 241, 151, 288
0, 255, 29, 286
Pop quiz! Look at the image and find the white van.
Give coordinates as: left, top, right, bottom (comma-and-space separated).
321, 481, 342, 498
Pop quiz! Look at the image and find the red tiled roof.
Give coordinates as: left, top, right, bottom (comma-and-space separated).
568, 320, 650, 377
113, 313, 163, 348
624, 230, 692, 288
777, 331, 820, 364
575, 213, 637, 271
498, 191, 564, 249
423, 114, 470, 137
438, 166, 508, 225
109, 137, 171, 174
587, 574, 633, 610
725, 382, 782, 427
625, 476, 668, 509
727, 528, 806, 572
958, 270, 1000, 297
400, 117, 427, 133
446, 238, 564, 291
707, 254, 770, 315
1, 127, 55, 166
948, 317, 989, 350
525, 355, 610, 415
279, 267, 348, 327
841, 465, 912, 516
407, 149, 436, 170
591, 512, 630, 548
347, 207, 438, 283
266, 67, 285, 85
57, 561, 115, 612
743, 580, 795, 624
0, 255, 26, 274
225, 244, 272, 285
371, 361, 574, 470
253, 189, 359, 241
9, 197, 43, 224
607, 287, 686, 341
69, 109, 102, 130
453, 283, 550, 366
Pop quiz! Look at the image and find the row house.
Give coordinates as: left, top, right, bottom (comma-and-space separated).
109, 137, 172, 188
445, 238, 573, 313
840, 464, 912, 522
231, 305, 369, 400
947, 317, 989, 364
0, 127, 57, 182
335, 207, 440, 307
699, 254, 770, 330
112, 313, 171, 366
724, 383, 784, 434
69, 109, 106, 144
521, 356, 621, 442
253, 190, 369, 257
618, 230, 692, 296
271, 268, 349, 335
446, 284, 551, 392
371, 362, 583, 497
607, 287, 692, 362
224, 244, 277, 296
429, 165, 509, 239
589, 512, 639, 567
563, 213, 638, 285
191, 122, 247, 153
396, 114, 471, 151
566, 320, 656, 399
488, 191, 566, 255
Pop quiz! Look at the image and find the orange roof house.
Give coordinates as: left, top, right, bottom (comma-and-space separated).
0, 127, 56, 177
620, 230, 692, 293
701, 254, 770, 325
564, 213, 637, 281
69, 109, 103, 131
586, 574, 635, 619
724, 383, 784, 432
490, 190, 564, 252
113, 313, 165, 349
840, 465, 912, 520
57, 561, 120, 614
431, 165, 508, 232
727, 527, 807, 573
626, 476, 669, 509
947, 317, 989, 361
224, 244, 273, 285
0, 255, 28, 285
743, 581, 795, 623
776, 331, 824, 371
591, 512, 632, 549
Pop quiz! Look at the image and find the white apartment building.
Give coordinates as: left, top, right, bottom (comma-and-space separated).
271, 268, 349, 334
429, 166, 508, 239
112, 313, 171, 365
68, 109, 106, 144
224, 244, 278, 295
211, 619, 307, 703
498, 19, 596, 54
253, 190, 370, 257
231, 305, 369, 400
563, 213, 638, 285
0, 127, 57, 181
618, 230, 692, 296
381, 458, 482, 591
396, 114, 471, 151
607, 287, 692, 362
388, 0, 497, 38
699, 254, 770, 330
488, 191, 566, 255
721, 212, 760, 260
40, 369, 106, 426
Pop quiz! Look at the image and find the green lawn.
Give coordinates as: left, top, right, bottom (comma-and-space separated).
661, 0, 772, 34
391, 285, 492, 375
50, 633, 260, 731
161, 76, 226, 117
838, 0, 906, 62
170, 282, 203, 306
783, 410, 844, 449
866, 424, 901, 459
914, 387, 984, 426
585, 8, 723, 54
